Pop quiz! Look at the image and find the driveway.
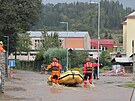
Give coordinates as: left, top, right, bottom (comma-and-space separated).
0, 70, 134, 101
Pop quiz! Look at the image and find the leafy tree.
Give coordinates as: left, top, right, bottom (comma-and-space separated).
69, 51, 89, 68
42, 48, 89, 69
32, 1, 133, 38
17, 32, 32, 52
43, 48, 67, 66
35, 50, 44, 61
100, 50, 111, 66
39, 31, 61, 51
0, 0, 43, 54
17, 32, 32, 60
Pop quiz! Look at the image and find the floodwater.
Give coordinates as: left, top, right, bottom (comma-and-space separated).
0, 70, 134, 101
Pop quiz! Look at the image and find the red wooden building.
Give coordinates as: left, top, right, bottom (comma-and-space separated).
91, 39, 115, 51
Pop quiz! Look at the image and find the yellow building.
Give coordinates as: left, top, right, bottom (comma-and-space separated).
123, 11, 135, 57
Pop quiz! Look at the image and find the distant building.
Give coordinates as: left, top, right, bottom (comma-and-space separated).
111, 57, 133, 73
123, 11, 135, 57
91, 39, 114, 51
29, 31, 90, 50
9, 31, 90, 60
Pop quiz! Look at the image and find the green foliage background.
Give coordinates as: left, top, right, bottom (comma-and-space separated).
32, 0, 133, 38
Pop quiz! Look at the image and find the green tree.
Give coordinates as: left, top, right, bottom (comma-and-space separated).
17, 32, 32, 60
17, 32, 32, 52
39, 31, 61, 51
100, 50, 111, 66
43, 48, 67, 66
69, 51, 89, 68
32, 1, 133, 38
0, 0, 43, 54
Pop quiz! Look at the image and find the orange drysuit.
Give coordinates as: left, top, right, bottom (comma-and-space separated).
46, 62, 61, 85
0, 44, 6, 52
83, 58, 99, 87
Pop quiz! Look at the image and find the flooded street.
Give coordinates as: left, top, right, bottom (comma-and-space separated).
0, 70, 134, 101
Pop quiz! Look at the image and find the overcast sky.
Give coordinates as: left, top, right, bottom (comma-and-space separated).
42, 0, 135, 9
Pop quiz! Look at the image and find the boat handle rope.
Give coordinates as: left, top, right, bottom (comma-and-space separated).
71, 70, 75, 79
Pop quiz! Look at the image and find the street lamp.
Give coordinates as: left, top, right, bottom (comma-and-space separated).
4, 36, 9, 77
60, 22, 69, 69
90, 1, 100, 79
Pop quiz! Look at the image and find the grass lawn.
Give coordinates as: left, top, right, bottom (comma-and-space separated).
118, 83, 135, 88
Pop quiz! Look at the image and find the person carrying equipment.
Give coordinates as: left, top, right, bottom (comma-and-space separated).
83, 57, 99, 88
45, 58, 62, 85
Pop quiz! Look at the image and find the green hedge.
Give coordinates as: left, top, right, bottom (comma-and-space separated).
15, 60, 42, 72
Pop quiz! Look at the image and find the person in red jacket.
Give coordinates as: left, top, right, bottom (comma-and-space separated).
83, 57, 99, 88
0, 41, 6, 52
45, 58, 62, 85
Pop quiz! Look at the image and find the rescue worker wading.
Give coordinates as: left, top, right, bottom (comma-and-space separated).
46, 58, 62, 85
83, 57, 99, 88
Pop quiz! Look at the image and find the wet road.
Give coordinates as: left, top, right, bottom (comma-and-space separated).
0, 70, 134, 101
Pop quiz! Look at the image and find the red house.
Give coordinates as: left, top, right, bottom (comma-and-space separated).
91, 39, 115, 51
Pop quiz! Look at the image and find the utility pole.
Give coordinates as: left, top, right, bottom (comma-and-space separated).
132, 40, 135, 81
60, 22, 69, 69
4, 36, 9, 77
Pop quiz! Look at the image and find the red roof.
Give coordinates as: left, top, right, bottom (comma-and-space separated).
91, 39, 114, 45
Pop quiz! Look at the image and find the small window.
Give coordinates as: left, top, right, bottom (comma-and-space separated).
89, 54, 93, 56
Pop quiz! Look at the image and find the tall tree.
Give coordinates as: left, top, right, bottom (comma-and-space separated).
0, 0, 43, 54
17, 32, 32, 60
17, 32, 32, 52
32, 1, 133, 38
100, 50, 111, 66
39, 31, 61, 51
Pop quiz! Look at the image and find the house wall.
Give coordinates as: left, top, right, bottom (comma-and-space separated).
123, 22, 127, 52
66, 38, 84, 49
91, 39, 114, 51
125, 18, 135, 57
30, 37, 42, 50
85, 33, 90, 50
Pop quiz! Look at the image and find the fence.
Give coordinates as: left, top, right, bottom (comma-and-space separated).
0, 52, 6, 93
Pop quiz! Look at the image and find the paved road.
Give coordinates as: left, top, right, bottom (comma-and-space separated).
0, 70, 134, 101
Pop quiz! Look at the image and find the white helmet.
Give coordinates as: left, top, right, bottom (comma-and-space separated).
0, 41, 3, 46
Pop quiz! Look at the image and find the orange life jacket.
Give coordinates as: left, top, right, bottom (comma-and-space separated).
85, 63, 93, 73
0, 45, 6, 52
51, 62, 60, 71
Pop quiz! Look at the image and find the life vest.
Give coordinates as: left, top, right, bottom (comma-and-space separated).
86, 63, 92, 73
51, 62, 59, 71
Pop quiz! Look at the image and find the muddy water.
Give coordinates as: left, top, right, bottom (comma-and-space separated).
0, 70, 133, 101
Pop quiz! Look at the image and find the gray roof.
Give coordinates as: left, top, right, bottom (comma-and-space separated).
28, 31, 89, 38
111, 57, 133, 63
127, 11, 135, 17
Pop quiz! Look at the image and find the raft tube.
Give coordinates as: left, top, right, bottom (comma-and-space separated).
47, 70, 83, 85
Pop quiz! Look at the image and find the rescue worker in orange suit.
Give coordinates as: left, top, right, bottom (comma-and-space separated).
45, 58, 62, 85
83, 57, 99, 88
0, 41, 6, 52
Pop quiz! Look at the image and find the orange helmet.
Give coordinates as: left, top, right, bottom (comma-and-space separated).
86, 58, 90, 62
53, 58, 58, 62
